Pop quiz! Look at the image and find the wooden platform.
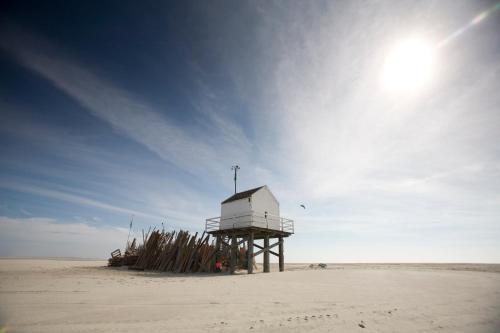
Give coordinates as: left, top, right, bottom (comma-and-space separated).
208, 227, 290, 274
207, 226, 292, 239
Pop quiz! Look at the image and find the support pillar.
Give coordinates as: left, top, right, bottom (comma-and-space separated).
230, 234, 237, 274
263, 235, 270, 273
247, 232, 254, 274
278, 236, 284, 272
213, 235, 221, 272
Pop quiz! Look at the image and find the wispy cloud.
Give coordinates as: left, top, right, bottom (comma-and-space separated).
0, 29, 251, 183
242, 2, 500, 202
0, 2, 499, 261
0, 112, 219, 228
0, 181, 158, 219
0, 216, 128, 258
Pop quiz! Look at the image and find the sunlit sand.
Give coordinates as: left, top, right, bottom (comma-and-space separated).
1, 259, 499, 332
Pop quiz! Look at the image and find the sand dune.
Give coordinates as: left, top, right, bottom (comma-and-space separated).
1, 259, 499, 332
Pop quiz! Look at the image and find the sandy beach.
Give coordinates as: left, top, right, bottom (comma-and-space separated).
1, 259, 499, 332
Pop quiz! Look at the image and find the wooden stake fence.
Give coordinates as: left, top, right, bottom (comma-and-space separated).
129, 230, 221, 273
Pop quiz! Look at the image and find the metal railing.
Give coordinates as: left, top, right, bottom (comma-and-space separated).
205, 212, 294, 234
280, 217, 295, 233
205, 216, 221, 232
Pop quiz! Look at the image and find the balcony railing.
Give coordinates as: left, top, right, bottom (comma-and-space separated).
205, 212, 294, 234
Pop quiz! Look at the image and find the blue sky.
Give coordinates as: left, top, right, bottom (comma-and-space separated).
1, 0, 499, 262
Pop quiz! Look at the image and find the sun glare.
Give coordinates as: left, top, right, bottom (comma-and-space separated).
381, 38, 435, 92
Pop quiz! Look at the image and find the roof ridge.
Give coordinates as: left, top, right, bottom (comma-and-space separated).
221, 186, 265, 204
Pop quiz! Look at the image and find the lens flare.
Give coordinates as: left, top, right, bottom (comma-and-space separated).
437, 2, 500, 48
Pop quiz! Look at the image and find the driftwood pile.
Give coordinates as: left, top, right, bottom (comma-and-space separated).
132, 230, 219, 273
107, 226, 263, 273
123, 238, 140, 266
108, 229, 232, 273
108, 238, 140, 267
108, 248, 123, 267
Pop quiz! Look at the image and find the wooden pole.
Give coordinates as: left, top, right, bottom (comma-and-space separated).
230, 234, 237, 274
263, 235, 270, 273
215, 235, 221, 261
247, 232, 254, 274
214, 235, 221, 272
278, 236, 284, 272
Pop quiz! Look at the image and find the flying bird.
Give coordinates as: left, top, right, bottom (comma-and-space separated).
300, 204, 306, 209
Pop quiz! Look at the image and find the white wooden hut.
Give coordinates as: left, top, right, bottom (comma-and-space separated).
204, 185, 294, 274
219, 185, 281, 230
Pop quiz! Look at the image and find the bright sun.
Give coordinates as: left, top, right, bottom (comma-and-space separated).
381, 38, 435, 92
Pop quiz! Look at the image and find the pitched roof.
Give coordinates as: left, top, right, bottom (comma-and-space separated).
221, 186, 264, 204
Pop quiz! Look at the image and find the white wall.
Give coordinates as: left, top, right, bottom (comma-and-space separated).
251, 186, 280, 230
220, 198, 252, 229
251, 186, 279, 216
219, 186, 281, 231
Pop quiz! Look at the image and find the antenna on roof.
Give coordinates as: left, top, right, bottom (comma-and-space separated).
231, 165, 240, 194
